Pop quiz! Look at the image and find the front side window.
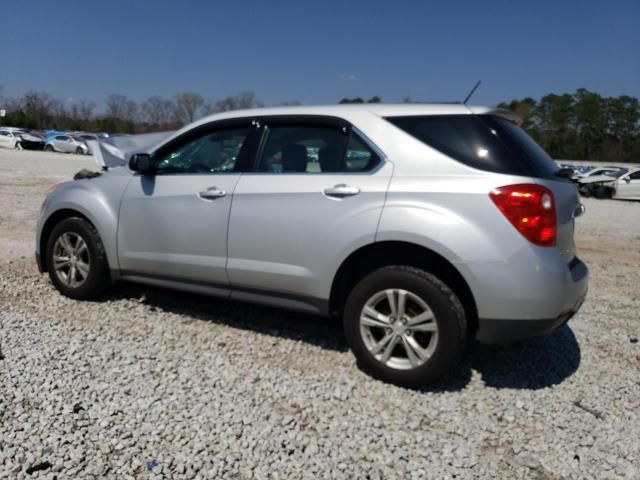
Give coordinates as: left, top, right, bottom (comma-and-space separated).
256, 124, 379, 173
629, 171, 640, 180
153, 127, 249, 175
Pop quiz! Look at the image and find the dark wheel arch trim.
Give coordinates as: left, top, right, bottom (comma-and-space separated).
39, 209, 107, 273
330, 241, 478, 335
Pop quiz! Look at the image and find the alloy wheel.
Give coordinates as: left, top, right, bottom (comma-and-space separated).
359, 288, 439, 370
52, 232, 90, 288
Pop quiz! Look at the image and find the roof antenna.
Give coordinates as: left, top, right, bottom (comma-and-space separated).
463, 81, 481, 104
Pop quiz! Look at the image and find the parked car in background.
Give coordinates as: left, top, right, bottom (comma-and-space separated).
571, 166, 621, 181
79, 134, 100, 142
35, 104, 589, 387
0, 128, 45, 150
578, 167, 640, 200
45, 135, 90, 155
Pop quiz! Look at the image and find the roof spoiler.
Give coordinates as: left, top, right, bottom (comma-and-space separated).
484, 108, 521, 123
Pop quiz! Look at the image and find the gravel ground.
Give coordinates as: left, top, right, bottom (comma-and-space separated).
1, 149, 639, 479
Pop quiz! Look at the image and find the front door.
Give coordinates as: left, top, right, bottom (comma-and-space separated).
117, 124, 252, 287
617, 170, 640, 199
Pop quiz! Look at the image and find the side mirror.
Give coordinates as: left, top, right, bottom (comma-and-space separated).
129, 153, 153, 174
554, 167, 575, 180
624, 177, 631, 183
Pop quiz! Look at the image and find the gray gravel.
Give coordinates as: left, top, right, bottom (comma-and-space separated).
1, 148, 639, 479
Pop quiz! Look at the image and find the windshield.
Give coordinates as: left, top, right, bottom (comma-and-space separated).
607, 169, 628, 178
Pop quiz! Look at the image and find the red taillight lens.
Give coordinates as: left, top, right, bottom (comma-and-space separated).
489, 184, 556, 247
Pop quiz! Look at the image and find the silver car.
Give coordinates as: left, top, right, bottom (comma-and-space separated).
45, 134, 90, 155
36, 104, 589, 387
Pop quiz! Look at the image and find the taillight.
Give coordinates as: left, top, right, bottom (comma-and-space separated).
489, 184, 556, 247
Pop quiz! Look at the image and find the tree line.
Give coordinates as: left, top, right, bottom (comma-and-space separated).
0, 91, 263, 134
1, 87, 638, 162
497, 89, 639, 163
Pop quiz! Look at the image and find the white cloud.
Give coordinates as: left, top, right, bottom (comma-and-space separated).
339, 74, 357, 81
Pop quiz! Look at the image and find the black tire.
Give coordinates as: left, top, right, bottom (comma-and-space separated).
15, 141, 22, 150
75, 147, 84, 155
45, 217, 111, 299
45, 145, 54, 152
594, 186, 611, 199
343, 266, 466, 388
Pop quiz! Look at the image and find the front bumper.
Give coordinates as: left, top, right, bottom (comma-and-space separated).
20, 141, 45, 150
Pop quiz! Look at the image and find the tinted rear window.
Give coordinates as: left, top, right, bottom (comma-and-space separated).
385, 114, 558, 178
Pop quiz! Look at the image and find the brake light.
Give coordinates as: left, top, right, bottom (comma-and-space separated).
489, 184, 556, 247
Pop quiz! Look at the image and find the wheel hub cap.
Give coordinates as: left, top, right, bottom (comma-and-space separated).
52, 232, 90, 288
359, 288, 439, 370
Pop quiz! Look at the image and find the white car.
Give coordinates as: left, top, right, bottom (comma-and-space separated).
0, 128, 46, 150
571, 166, 622, 181
578, 167, 640, 200
44, 135, 90, 155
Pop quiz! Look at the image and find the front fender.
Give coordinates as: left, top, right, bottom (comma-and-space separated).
37, 177, 129, 272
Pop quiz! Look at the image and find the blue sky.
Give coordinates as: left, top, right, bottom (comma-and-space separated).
2, 0, 639, 110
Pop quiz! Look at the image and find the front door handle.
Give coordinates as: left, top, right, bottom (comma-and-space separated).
323, 184, 360, 198
198, 187, 227, 200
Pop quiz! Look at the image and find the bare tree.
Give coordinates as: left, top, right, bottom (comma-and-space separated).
106, 94, 138, 121
213, 91, 262, 113
174, 93, 204, 125
77, 100, 96, 121
141, 96, 175, 125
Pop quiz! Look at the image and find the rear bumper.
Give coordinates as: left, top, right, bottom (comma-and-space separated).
476, 257, 589, 344
475, 257, 588, 344
476, 304, 582, 344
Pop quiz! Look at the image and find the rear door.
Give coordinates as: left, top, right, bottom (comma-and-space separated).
226, 116, 392, 308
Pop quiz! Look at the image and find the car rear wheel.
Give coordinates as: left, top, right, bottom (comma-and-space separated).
15, 141, 22, 150
343, 266, 466, 388
45, 217, 111, 299
45, 145, 54, 152
75, 147, 84, 155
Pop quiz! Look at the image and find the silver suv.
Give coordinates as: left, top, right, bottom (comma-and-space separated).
36, 104, 588, 387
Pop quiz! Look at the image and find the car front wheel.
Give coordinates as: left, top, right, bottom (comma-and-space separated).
45, 217, 112, 299
343, 266, 467, 388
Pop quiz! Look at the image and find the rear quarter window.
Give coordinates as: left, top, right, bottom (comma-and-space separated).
385, 114, 558, 179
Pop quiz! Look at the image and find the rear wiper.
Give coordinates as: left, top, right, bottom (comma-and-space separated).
554, 167, 574, 179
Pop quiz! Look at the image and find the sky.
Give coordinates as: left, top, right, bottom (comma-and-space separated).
1, 0, 639, 110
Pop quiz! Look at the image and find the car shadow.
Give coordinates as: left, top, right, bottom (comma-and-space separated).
105, 283, 581, 391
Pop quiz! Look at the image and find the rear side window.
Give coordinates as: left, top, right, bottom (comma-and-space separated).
385, 114, 558, 178
256, 124, 379, 173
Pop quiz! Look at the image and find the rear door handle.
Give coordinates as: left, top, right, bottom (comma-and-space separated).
323, 184, 360, 198
198, 187, 226, 200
